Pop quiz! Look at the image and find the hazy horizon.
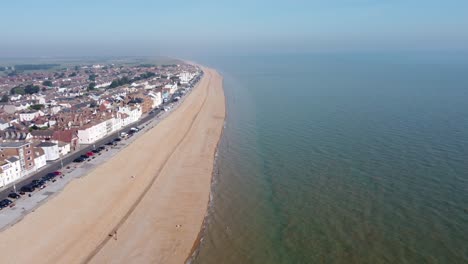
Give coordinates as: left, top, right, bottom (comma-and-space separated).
2, 0, 468, 57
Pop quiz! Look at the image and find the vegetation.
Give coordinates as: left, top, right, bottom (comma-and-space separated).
89, 74, 97, 81
42, 80, 53, 87
88, 82, 96, 91
0, 66, 5, 71
29, 125, 49, 131
14, 64, 60, 71
10, 84, 40, 95
0, 94, 8, 102
109, 77, 130, 88
108, 72, 156, 89
139, 64, 155, 68
30, 104, 45, 110
25, 84, 40, 94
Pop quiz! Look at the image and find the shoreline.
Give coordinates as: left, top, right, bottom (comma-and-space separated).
0, 65, 226, 264
185, 117, 225, 264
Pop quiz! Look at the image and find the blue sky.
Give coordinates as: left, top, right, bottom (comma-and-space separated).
1, 0, 468, 57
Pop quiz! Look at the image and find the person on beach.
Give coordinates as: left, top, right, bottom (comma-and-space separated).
108, 230, 118, 240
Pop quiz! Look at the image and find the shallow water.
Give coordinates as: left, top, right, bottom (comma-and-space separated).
193, 54, 468, 264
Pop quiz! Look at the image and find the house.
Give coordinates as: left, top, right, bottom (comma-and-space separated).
36, 141, 60, 161
0, 156, 22, 187
118, 105, 142, 127
19, 110, 44, 122
1, 130, 32, 141
52, 130, 79, 150
148, 91, 162, 108
0, 141, 36, 174
0, 119, 10, 131
180, 71, 194, 84
33, 148, 47, 170
163, 83, 178, 95
31, 130, 54, 140
77, 120, 108, 144
58, 142, 71, 156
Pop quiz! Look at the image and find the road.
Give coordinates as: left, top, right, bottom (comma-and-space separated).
0, 107, 164, 200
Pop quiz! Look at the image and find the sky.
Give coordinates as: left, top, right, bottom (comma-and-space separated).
1, 0, 468, 57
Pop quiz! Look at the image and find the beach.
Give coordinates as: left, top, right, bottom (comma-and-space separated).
0, 67, 225, 263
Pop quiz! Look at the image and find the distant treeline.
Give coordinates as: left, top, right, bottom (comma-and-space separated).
0, 66, 6, 71
109, 72, 157, 88
138, 64, 156, 68
10, 84, 41, 95
14, 64, 60, 71
161, 64, 178, 68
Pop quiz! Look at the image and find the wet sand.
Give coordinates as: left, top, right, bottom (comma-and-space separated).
0, 67, 225, 264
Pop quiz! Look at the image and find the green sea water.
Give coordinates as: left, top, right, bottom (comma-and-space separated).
192, 54, 468, 264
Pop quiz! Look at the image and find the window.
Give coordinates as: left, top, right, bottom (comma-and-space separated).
29, 163, 32, 166
27, 157, 31, 160
26, 144, 30, 148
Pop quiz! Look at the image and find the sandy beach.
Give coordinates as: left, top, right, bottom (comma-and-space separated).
0, 67, 225, 264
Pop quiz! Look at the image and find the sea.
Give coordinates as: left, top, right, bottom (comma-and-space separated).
191, 53, 468, 264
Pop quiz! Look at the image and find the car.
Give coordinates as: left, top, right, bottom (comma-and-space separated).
113, 138, 122, 142
43, 172, 57, 181
8, 193, 20, 199
53, 171, 62, 175
42, 175, 51, 182
73, 157, 86, 163
20, 185, 35, 193
98, 146, 106, 151
30, 181, 40, 189
92, 149, 100, 153
31, 179, 46, 189
0, 199, 13, 208
80, 154, 89, 159
105, 142, 114, 146
86, 152, 94, 157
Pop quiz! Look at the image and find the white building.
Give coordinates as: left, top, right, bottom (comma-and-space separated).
77, 120, 108, 144
0, 157, 22, 187
34, 149, 47, 170
37, 142, 60, 161
164, 83, 178, 94
10, 94, 22, 101
118, 106, 142, 127
19, 110, 44, 122
58, 142, 71, 156
148, 91, 162, 108
180, 72, 195, 84
0, 119, 10, 131
32, 94, 46, 104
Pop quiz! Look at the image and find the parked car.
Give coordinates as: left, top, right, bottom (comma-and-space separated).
43, 172, 57, 181
53, 171, 62, 175
0, 199, 13, 208
105, 142, 114, 146
8, 192, 20, 199
98, 146, 106, 151
73, 157, 86, 163
92, 149, 100, 153
31, 179, 46, 189
113, 138, 122, 142
19, 184, 35, 193
86, 152, 94, 157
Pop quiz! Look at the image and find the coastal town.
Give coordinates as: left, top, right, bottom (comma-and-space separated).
0, 61, 202, 207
